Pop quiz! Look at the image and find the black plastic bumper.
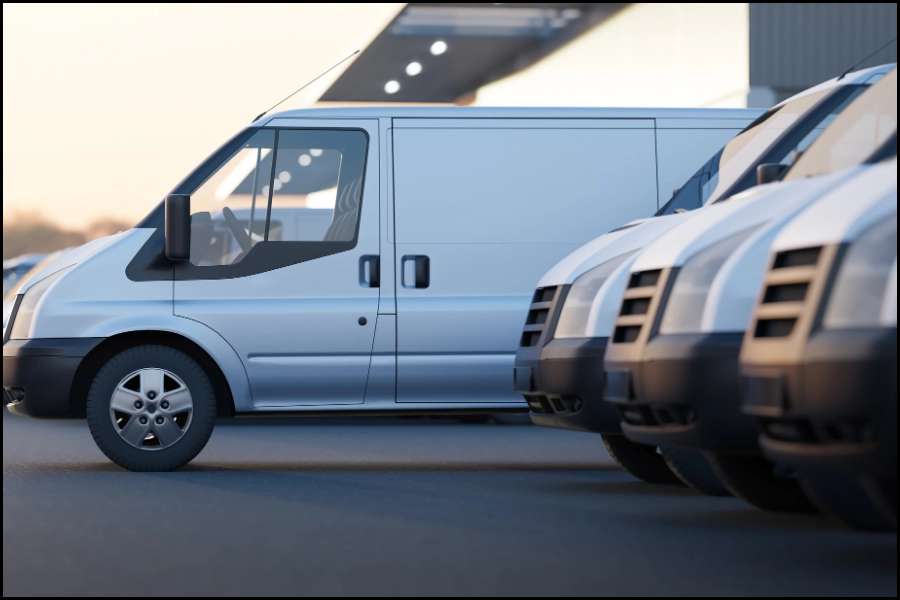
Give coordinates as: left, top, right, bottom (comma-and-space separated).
3, 337, 103, 418
605, 332, 761, 452
744, 327, 897, 478
514, 337, 621, 433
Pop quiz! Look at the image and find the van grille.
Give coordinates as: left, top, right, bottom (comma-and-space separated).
520, 286, 560, 347
612, 269, 662, 344
762, 418, 873, 445
753, 247, 821, 339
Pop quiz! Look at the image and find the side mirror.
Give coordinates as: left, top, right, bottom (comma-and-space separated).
164, 194, 191, 261
756, 163, 789, 186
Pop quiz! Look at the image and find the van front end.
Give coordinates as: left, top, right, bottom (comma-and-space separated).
742, 216, 898, 529
3, 335, 104, 418
514, 285, 619, 433
745, 326, 897, 484
602, 263, 762, 453
2, 237, 126, 418
514, 284, 618, 433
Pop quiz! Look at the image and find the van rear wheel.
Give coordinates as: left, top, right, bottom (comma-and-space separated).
86, 345, 217, 472
601, 433, 683, 485
708, 453, 816, 513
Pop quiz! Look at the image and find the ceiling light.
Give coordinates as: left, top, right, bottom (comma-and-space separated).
405, 61, 423, 76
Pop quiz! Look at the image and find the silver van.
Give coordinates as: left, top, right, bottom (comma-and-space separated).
3, 106, 756, 470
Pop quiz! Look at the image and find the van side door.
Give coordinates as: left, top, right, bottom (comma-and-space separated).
173, 119, 382, 410
391, 118, 658, 405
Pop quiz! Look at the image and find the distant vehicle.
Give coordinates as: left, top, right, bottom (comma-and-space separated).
603, 69, 896, 508
3, 254, 45, 297
513, 64, 893, 486
742, 157, 897, 530
2, 104, 756, 470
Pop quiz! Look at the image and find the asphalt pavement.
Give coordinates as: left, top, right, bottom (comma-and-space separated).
3, 411, 897, 596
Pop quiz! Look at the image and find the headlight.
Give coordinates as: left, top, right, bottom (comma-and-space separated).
658, 226, 761, 335
823, 215, 897, 329
554, 251, 635, 339
8, 268, 69, 340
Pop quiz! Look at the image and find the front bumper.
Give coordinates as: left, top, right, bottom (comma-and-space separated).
743, 327, 897, 478
605, 331, 761, 452
3, 337, 103, 417
514, 337, 621, 433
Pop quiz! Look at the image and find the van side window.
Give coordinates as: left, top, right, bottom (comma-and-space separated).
187, 128, 367, 267
268, 129, 367, 243
188, 130, 275, 266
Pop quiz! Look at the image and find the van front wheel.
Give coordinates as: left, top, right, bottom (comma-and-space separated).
601, 433, 683, 485
86, 345, 217, 471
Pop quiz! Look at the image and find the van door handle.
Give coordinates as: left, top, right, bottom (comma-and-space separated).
401, 255, 430, 289
359, 255, 380, 288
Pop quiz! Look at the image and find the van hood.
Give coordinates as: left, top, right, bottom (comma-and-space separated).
632, 169, 859, 272
537, 214, 693, 287
12, 230, 130, 297
773, 158, 899, 252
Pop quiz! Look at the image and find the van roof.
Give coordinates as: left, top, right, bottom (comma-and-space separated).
258, 105, 760, 125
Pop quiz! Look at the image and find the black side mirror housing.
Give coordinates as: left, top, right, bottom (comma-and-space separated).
164, 194, 191, 261
756, 163, 789, 186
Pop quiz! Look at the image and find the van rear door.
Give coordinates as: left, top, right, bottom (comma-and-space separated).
173, 119, 381, 409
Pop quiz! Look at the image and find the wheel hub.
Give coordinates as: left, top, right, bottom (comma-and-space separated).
109, 367, 194, 451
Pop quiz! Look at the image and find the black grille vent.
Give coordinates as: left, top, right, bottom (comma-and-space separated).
773, 247, 820, 269
763, 283, 808, 304
753, 247, 822, 339
612, 269, 662, 344
520, 286, 559, 347
763, 418, 873, 444
754, 318, 797, 338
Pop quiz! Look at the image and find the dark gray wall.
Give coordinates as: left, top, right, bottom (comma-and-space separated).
750, 3, 897, 100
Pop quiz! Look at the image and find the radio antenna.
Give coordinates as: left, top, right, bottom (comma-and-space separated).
838, 37, 896, 80
252, 49, 360, 122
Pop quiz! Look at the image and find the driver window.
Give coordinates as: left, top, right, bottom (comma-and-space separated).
189, 129, 275, 266
268, 129, 367, 243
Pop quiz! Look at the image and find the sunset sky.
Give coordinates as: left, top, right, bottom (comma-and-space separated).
4, 3, 752, 230
3, 3, 401, 229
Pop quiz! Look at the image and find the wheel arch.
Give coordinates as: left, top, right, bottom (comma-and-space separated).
70, 330, 237, 418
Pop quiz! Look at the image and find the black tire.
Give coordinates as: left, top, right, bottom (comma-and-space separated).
801, 474, 896, 531
601, 433, 683, 486
86, 345, 217, 471
662, 447, 732, 496
708, 453, 816, 513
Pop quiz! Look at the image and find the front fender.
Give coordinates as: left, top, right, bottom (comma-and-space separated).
82, 314, 253, 412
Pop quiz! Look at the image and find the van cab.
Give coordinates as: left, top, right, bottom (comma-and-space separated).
3, 106, 753, 470
603, 69, 897, 508
513, 64, 893, 486
741, 157, 897, 530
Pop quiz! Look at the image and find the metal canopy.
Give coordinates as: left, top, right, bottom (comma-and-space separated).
321, 3, 627, 103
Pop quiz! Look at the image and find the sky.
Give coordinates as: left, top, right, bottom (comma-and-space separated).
3, 3, 402, 229
3, 3, 753, 231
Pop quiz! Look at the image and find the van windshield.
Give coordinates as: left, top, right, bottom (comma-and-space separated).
656, 86, 839, 216
785, 69, 897, 181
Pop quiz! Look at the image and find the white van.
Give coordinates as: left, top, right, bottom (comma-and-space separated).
2, 106, 754, 470
741, 157, 897, 530
513, 65, 893, 486
603, 69, 896, 508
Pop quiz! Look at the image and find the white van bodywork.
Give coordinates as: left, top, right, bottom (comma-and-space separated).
4, 106, 756, 419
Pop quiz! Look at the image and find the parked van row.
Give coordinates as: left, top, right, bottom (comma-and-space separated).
518, 65, 897, 530
3, 102, 760, 470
